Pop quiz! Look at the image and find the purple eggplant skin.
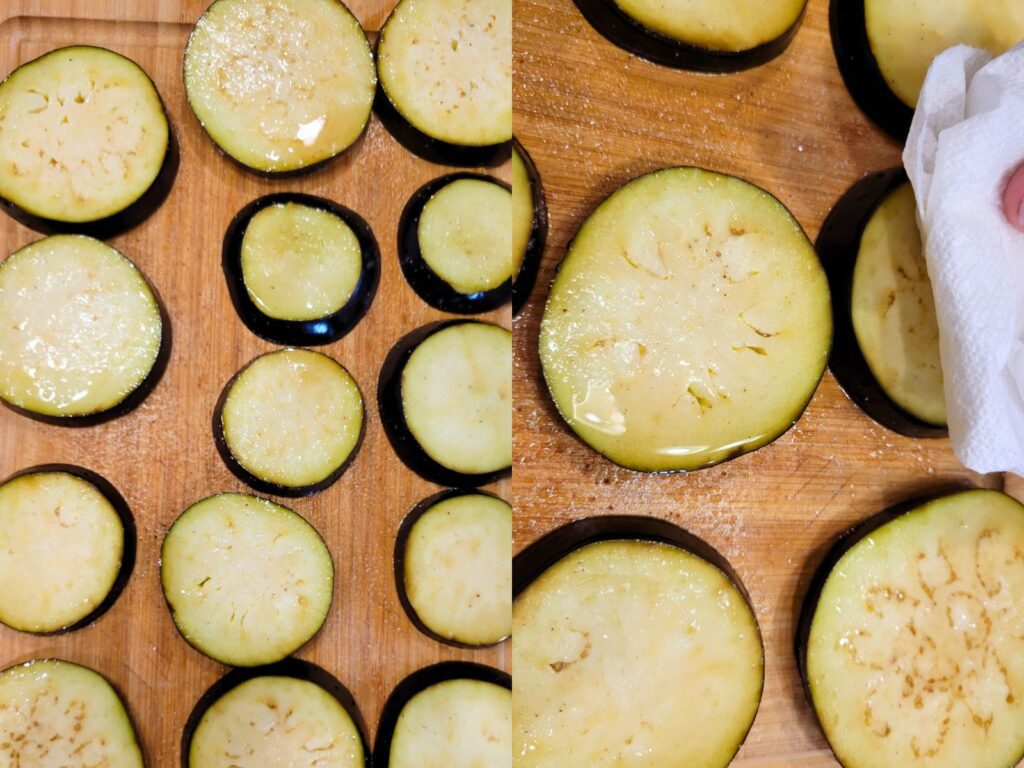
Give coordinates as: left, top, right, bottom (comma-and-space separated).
572, 0, 807, 72
393, 488, 510, 649
0, 464, 136, 636
830, 0, 914, 141
180, 658, 371, 768
511, 138, 548, 317
222, 193, 380, 346
373, 661, 511, 768
398, 174, 512, 314
817, 168, 946, 439
212, 352, 366, 498
377, 321, 512, 489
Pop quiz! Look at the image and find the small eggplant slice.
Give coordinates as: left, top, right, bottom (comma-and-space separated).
511, 138, 547, 316
161, 492, 333, 667
514, 516, 764, 768
378, 321, 512, 488
0, 45, 175, 237
396, 490, 512, 647
184, 0, 375, 175
818, 169, 946, 437
0, 466, 134, 634
540, 166, 832, 473
798, 489, 1024, 768
223, 193, 380, 345
214, 349, 364, 497
185, 660, 368, 768
375, 663, 511, 768
375, 0, 511, 166
398, 175, 512, 314
0, 235, 165, 424
572, 0, 807, 72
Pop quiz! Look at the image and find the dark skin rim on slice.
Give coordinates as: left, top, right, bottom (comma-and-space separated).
0, 465, 136, 636
223, 193, 381, 346
512, 137, 548, 317
398, 174, 512, 314
817, 167, 947, 438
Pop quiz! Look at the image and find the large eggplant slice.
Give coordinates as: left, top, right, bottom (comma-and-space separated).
511, 138, 547, 316
540, 167, 831, 473
161, 493, 333, 667
395, 490, 512, 647
378, 321, 512, 488
375, 0, 511, 166
0, 235, 166, 425
0, 466, 134, 634
798, 489, 1024, 768
819, 169, 946, 437
831, 0, 1024, 139
514, 516, 764, 768
398, 174, 512, 314
184, 0, 375, 175
223, 193, 380, 346
374, 662, 511, 768
0, 659, 144, 767
0, 45, 175, 237
572, 0, 807, 71
184, 659, 368, 768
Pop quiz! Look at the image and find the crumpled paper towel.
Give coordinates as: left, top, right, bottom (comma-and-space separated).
903, 42, 1024, 475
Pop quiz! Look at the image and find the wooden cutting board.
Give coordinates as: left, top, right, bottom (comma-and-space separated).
0, 1, 510, 764
512, 0, 1012, 766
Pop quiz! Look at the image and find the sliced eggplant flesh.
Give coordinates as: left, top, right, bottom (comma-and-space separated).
161, 492, 333, 667
511, 138, 547, 315
184, 0, 375, 174
801, 490, 1024, 768
0, 46, 170, 228
0, 235, 163, 421
217, 349, 363, 495
399, 491, 512, 647
540, 167, 832, 472
0, 659, 143, 767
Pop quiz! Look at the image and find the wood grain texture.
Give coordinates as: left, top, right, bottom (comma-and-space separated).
0, 1, 509, 764
512, 0, 1009, 766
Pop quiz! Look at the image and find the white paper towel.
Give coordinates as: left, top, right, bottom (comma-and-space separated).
903, 43, 1024, 475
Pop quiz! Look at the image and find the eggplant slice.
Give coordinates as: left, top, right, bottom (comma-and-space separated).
540, 167, 831, 473
514, 516, 764, 768
161, 493, 334, 667
184, 0, 375, 175
511, 138, 547, 315
223, 193, 380, 346
573, 0, 807, 71
398, 174, 512, 314
378, 321, 512, 488
0, 466, 134, 634
0, 235, 165, 424
799, 489, 1024, 768
396, 490, 512, 647
0, 659, 144, 768
0, 45, 174, 237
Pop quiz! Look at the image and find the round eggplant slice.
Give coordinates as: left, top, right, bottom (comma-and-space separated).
215, 349, 364, 496
573, 0, 806, 71
540, 167, 832, 473
378, 321, 512, 488
398, 175, 512, 314
819, 170, 946, 437
799, 489, 1024, 768
0, 466, 133, 634
0, 235, 165, 423
223, 193, 380, 346
376, 0, 511, 164
514, 516, 764, 768
511, 138, 547, 316
0, 45, 174, 236
185, 661, 368, 768
396, 490, 512, 647
161, 493, 333, 667
0, 659, 144, 767
184, 0, 375, 175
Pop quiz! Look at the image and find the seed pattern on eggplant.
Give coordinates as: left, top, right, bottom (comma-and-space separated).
511, 138, 548, 316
